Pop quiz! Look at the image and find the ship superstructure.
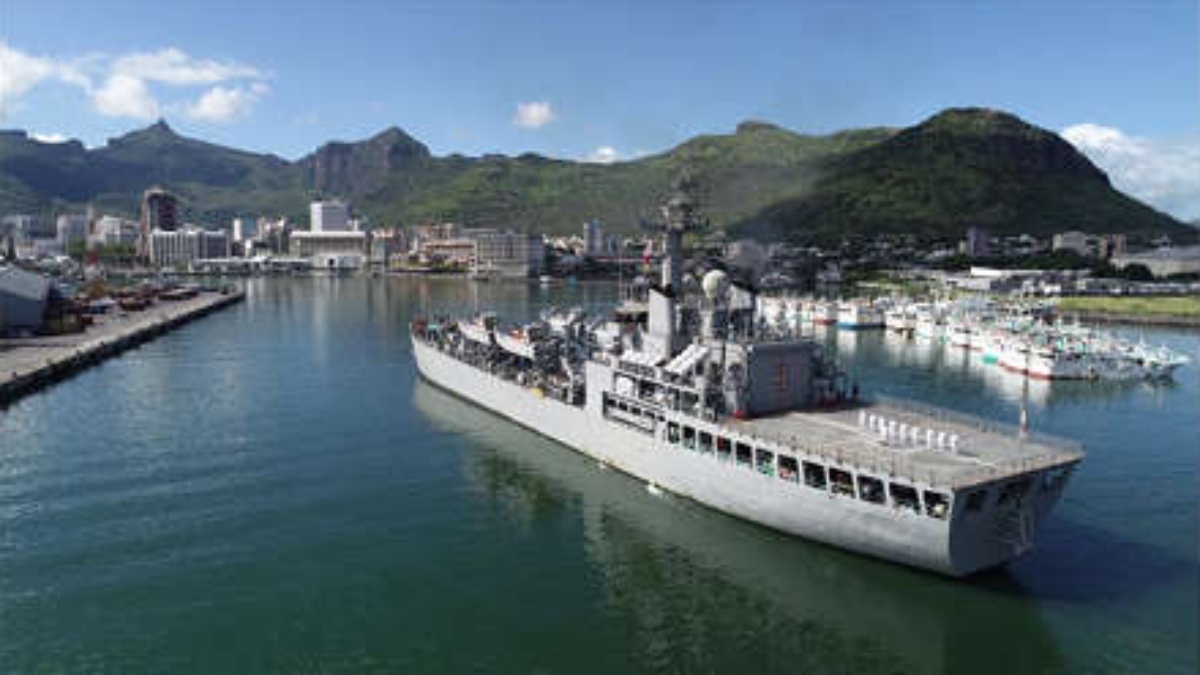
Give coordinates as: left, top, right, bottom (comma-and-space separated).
411, 184, 1084, 576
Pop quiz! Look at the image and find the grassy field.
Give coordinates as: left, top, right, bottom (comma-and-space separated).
1058, 295, 1200, 318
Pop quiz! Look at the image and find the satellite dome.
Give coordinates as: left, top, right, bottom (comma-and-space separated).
701, 269, 730, 300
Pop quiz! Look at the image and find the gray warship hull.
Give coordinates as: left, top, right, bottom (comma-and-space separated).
413, 337, 1071, 576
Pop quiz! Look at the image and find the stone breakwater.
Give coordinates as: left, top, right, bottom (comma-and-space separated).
0, 290, 244, 407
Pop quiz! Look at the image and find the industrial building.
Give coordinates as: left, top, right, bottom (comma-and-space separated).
472, 231, 545, 277
0, 266, 53, 335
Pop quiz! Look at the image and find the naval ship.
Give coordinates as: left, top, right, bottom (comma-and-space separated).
411, 185, 1084, 577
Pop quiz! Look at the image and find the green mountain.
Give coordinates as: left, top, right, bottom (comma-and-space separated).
733, 108, 1187, 242
0, 109, 1191, 242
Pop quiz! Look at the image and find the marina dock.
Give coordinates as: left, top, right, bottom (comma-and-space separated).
0, 290, 244, 407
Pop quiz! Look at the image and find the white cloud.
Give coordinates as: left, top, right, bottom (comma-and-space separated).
30, 131, 68, 143
584, 146, 620, 164
109, 48, 264, 86
185, 82, 268, 122
94, 73, 160, 120
513, 101, 555, 129
1062, 123, 1200, 221
0, 42, 72, 117
0, 41, 269, 124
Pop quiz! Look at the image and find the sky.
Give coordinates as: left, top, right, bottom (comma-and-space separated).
1, 0, 1198, 219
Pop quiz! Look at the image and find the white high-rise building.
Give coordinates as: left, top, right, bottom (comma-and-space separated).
310, 201, 350, 233
232, 217, 260, 242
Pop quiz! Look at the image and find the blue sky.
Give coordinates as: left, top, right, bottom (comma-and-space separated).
2, 0, 1198, 217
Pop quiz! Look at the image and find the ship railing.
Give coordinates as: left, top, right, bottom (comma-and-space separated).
740, 425, 1080, 491
869, 394, 1084, 456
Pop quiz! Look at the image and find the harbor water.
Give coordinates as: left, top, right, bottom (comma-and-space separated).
1, 277, 1196, 673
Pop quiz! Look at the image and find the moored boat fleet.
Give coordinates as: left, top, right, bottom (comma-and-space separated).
756, 296, 1190, 382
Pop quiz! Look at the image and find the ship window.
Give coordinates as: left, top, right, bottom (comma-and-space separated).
803, 462, 827, 489
857, 475, 885, 504
924, 491, 949, 519
830, 469, 855, 497
716, 437, 732, 460
698, 431, 713, 453
682, 426, 696, 450
966, 490, 987, 512
778, 456, 799, 482
667, 422, 680, 444
890, 483, 920, 513
755, 449, 774, 476
735, 443, 752, 466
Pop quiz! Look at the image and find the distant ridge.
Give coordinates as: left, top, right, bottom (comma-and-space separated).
0, 107, 1191, 241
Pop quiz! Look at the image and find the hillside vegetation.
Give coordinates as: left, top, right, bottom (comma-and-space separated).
0, 109, 1191, 242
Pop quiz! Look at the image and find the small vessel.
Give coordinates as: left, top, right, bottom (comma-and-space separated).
837, 301, 885, 329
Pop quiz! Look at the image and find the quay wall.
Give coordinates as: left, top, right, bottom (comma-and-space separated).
0, 291, 244, 407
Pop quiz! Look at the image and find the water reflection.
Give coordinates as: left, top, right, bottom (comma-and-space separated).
413, 381, 1066, 674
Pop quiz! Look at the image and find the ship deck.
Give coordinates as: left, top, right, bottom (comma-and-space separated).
728, 397, 1083, 490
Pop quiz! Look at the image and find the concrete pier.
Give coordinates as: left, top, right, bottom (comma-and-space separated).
0, 290, 244, 407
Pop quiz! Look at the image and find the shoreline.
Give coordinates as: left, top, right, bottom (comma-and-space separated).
1058, 310, 1200, 329
0, 290, 245, 407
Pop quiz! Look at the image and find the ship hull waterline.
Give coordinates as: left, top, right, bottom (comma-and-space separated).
412, 337, 1067, 577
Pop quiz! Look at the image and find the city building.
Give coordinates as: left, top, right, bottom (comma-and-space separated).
140, 186, 179, 256
583, 219, 604, 257
1052, 231, 1092, 256
232, 217, 259, 242
1111, 245, 1200, 278
369, 228, 408, 266
258, 218, 292, 254
90, 216, 141, 248
965, 226, 990, 258
420, 236, 476, 266
288, 230, 366, 265
473, 231, 545, 277
148, 227, 231, 267
310, 200, 351, 232
56, 214, 89, 251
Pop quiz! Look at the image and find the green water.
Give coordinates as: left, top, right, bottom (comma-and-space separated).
1, 277, 1196, 673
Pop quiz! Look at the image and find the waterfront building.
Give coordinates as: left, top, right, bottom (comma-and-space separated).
420, 236, 476, 266
473, 231, 545, 277
288, 230, 366, 266
369, 228, 407, 266
56, 214, 89, 250
148, 227, 231, 267
232, 217, 259, 242
141, 187, 180, 232
0, 265, 53, 335
310, 200, 351, 232
90, 216, 141, 248
139, 186, 179, 258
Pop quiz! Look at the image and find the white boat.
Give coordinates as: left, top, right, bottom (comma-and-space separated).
885, 307, 916, 334
812, 302, 838, 326
837, 302, 885, 329
998, 339, 1031, 374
